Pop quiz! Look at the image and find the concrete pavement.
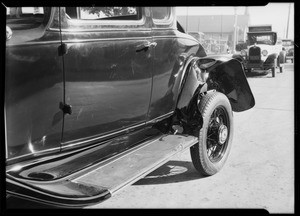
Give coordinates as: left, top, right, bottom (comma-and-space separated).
87, 63, 294, 213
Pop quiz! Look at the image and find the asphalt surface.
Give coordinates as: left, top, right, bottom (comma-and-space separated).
6, 63, 294, 213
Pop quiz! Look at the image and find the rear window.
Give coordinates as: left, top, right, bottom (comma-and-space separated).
152, 7, 171, 22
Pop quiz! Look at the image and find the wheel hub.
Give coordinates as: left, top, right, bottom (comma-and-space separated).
218, 124, 228, 144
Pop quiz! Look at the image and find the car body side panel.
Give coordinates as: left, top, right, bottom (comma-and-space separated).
5, 8, 63, 162
149, 30, 201, 120
59, 8, 153, 153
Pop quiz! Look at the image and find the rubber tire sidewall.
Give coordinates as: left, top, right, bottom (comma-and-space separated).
190, 92, 234, 176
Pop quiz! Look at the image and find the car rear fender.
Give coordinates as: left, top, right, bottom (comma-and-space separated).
175, 56, 255, 135
202, 56, 255, 112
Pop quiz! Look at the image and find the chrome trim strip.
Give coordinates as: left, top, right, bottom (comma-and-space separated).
6, 148, 61, 164
146, 111, 174, 124
6, 35, 153, 47
62, 36, 152, 44
61, 122, 146, 148
5, 40, 62, 47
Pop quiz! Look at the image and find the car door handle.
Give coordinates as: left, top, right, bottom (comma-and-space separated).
136, 42, 157, 52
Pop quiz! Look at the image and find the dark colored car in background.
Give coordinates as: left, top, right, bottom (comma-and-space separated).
282, 39, 294, 63
5, 7, 255, 207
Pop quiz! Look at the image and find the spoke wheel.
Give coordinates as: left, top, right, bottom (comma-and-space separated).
206, 106, 230, 163
190, 92, 233, 176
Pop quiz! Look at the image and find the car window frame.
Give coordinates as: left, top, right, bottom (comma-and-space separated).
151, 7, 175, 29
60, 7, 150, 32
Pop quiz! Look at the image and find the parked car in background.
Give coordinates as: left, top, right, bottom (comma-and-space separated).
282, 39, 294, 63
239, 25, 283, 77
6, 6, 255, 208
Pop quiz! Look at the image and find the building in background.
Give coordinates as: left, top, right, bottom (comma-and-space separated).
177, 8, 249, 54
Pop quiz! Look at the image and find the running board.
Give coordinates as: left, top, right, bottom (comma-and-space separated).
7, 134, 198, 208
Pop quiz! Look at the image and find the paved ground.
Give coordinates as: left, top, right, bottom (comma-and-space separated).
6, 64, 294, 213
85, 64, 294, 212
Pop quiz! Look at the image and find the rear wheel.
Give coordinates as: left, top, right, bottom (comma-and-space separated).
190, 92, 233, 176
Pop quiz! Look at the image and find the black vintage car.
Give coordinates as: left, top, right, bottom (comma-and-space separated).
5, 7, 255, 207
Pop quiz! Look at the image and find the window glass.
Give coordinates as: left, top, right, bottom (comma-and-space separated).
67, 7, 140, 20
6, 7, 49, 30
152, 7, 170, 21
248, 33, 275, 45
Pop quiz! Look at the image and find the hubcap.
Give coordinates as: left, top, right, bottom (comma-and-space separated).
218, 124, 228, 144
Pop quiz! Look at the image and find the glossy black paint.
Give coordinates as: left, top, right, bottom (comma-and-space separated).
5, 7, 255, 207
5, 8, 63, 161
8, 126, 162, 181
202, 56, 255, 112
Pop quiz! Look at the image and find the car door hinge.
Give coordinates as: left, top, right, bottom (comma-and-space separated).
58, 43, 68, 56
59, 102, 72, 115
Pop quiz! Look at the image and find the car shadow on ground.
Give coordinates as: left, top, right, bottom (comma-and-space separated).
133, 160, 205, 186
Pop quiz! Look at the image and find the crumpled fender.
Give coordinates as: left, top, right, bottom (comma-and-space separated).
206, 56, 255, 112
177, 55, 255, 113
263, 53, 277, 69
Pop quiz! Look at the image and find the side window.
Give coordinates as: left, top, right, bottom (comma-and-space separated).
152, 7, 171, 23
66, 7, 141, 20
6, 7, 51, 30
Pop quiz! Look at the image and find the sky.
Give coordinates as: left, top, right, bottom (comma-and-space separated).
176, 3, 294, 39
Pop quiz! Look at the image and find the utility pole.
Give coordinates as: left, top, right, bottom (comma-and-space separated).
233, 7, 238, 53
286, 3, 291, 39
186, 7, 189, 32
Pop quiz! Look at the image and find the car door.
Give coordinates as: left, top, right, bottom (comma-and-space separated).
59, 7, 153, 149
5, 7, 63, 161
148, 7, 182, 119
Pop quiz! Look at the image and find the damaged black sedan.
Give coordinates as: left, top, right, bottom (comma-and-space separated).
5, 6, 255, 207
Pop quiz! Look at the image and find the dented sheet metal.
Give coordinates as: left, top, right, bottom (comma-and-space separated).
199, 56, 255, 112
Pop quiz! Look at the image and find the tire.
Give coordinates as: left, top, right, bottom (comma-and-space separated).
278, 51, 286, 64
278, 52, 285, 73
272, 67, 275, 77
190, 92, 234, 176
280, 66, 283, 73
